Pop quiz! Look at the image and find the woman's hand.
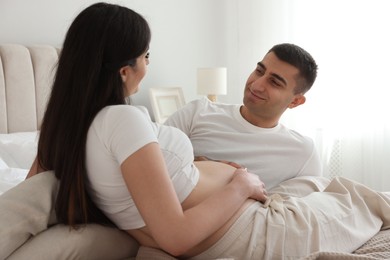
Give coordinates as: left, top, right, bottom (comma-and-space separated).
231, 168, 268, 203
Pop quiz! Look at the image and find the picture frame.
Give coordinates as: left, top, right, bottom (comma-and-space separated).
149, 87, 185, 123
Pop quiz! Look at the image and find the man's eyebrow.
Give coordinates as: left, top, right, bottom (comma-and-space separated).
257, 62, 265, 70
257, 62, 287, 86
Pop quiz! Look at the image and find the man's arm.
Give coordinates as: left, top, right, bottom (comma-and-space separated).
165, 98, 243, 168
164, 98, 206, 135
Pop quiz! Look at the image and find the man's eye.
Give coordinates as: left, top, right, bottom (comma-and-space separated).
256, 69, 264, 75
271, 79, 281, 87
145, 52, 150, 59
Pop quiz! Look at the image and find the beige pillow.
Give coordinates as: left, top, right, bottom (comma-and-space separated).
7, 223, 139, 260
0, 171, 58, 258
0, 171, 139, 259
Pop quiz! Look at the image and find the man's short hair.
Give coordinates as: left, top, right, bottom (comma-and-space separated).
268, 43, 318, 94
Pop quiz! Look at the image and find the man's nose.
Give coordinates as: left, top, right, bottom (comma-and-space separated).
251, 76, 266, 91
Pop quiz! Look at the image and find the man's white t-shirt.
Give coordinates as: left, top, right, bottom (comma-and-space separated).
165, 98, 322, 189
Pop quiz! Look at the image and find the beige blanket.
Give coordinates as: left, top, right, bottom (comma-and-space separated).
302, 229, 390, 260
134, 230, 390, 260
135, 176, 390, 260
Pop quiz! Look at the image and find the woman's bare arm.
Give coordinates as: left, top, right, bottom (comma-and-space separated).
26, 156, 43, 179
121, 142, 266, 257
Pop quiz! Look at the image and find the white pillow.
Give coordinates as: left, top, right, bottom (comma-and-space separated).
0, 131, 38, 169
0, 168, 28, 195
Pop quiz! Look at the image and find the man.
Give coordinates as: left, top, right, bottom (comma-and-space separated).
164, 43, 322, 190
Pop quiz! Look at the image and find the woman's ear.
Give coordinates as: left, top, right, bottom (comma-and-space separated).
288, 94, 306, 109
119, 67, 128, 83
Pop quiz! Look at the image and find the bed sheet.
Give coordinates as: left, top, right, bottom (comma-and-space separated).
0, 132, 38, 195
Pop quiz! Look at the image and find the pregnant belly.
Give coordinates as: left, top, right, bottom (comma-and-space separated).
180, 161, 256, 257
128, 161, 255, 257
180, 161, 239, 210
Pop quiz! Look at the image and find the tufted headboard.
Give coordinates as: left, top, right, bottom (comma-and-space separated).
0, 44, 59, 134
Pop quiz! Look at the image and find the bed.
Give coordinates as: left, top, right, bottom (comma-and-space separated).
0, 44, 389, 259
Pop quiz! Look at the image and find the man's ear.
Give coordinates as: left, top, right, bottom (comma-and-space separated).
288, 94, 306, 109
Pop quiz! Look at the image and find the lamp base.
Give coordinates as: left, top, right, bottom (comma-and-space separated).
207, 95, 217, 102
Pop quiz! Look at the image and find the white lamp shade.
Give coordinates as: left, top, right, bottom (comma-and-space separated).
197, 67, 227, 95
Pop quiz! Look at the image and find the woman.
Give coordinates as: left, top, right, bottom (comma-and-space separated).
28, 2, 390, 259
27, 1, 266, 257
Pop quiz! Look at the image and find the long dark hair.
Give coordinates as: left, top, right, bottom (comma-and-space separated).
37, 2, 151, 227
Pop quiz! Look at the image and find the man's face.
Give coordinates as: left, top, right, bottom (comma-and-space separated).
242, 51, 305, 127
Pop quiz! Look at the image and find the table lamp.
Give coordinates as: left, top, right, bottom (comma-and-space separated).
197, 67, 227, 102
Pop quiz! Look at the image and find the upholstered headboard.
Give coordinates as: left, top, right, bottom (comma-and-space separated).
0, 44, 59, 134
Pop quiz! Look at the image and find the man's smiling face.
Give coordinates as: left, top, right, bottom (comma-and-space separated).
241, 51, 306, 128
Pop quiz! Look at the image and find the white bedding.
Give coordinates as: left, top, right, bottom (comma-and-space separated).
0, 132, 38, 195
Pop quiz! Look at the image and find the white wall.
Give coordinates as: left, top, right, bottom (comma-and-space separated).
235, 0, 295, 107
0, 0, 241, 118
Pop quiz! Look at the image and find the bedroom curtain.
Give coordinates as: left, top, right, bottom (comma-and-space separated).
236, 0, 390, 191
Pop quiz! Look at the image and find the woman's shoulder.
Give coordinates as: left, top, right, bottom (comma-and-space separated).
93, 105, 154, 132
98, 105, 150, 121
102, 104, 148, 115
90, 105, 157, 148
